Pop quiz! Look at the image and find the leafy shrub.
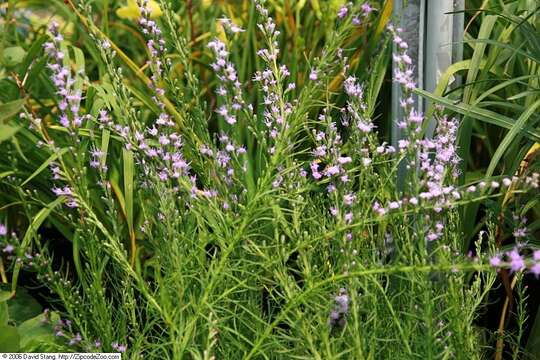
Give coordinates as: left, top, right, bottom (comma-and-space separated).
0, 0, 539, 358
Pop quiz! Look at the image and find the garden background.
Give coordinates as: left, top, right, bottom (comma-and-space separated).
1, 0, 540, 358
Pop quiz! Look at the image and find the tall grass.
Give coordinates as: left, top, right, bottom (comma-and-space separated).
418, 1, 540, 357
0, 0, 538, 358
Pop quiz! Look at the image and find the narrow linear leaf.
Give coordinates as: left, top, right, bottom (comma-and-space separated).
415, 89, 540, 142
475, 75, 538, 103
70, 46, 86, 91
110, 178, 126, 218
123, 148, 137, 266
0, 171, 15, 179
11, 197, 64, 293
526, 303, 540, 359
0, 302, 7, 326
459, 15, 497, 184
485, 99, 540, 178
21, 148, 68, 187
100, 129, 110, 169
72, 229, 83, 282
374, 0, 393, 37
11, 135, 29, 162
463, 16, 497, 103
123, 148, 134, 235
464, 39, 540, 64
507, 90, 540, 101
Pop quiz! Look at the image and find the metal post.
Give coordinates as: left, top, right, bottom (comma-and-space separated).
391, 0, 464, 143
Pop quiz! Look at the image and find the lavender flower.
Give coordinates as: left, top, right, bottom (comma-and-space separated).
361, 3, 374, 15
335, 292, 349, 313
530, 263, 540, 277
337, 5, 349, 19
112, 342, 127, 353
44, 23, 85, 130
219, 17, 245, 33
208, 39, 245, 125
508, 249, 525, 273
52, 186, 78, 208
513, 227, 527, 238
489, 256, 502, 267
69, 333, 82, 346
329, 288, 349, 328
252, 5, 297, 160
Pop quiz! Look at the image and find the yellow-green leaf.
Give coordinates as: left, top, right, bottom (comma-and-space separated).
0, 99, 25, 123
117, 0, 162, 20
0, 124, 22, 142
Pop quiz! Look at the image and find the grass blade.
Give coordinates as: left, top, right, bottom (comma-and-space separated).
415, 89, 540, 142
122, 149, 135, 265
10, 197, 64, 294
20, 148, 69, 187
485, 99, 540, 177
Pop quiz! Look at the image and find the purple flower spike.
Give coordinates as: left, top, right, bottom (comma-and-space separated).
529, 263, 540, 277
337, 5, 349, 19
508, 249, 525, 273
69, 333, 82, 346
489, 256, 501, 268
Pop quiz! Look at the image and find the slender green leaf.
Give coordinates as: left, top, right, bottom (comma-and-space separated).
464, 39, 540, 64
21, 148, 68, 187
0, 171, 15, 179
0, 302, 7, 326
0, 99, 25, 123
11, 197, 64, 293
485, 100, 540, 177
416, 89, 540, 142
526, 307, 540, 359
123, 149, 134, 235
101, 129, 110, 169
72, 229, 84, 285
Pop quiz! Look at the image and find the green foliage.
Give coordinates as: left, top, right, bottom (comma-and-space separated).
0, 286, 63, 352
424, 1, 540, 248
422, 1, 540, 358
0, 0, 537, 358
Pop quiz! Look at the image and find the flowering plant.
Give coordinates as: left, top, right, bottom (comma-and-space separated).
0, 0, 539, 357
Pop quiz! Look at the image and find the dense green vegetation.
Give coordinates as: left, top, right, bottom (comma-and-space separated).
0, 0, 539, 358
